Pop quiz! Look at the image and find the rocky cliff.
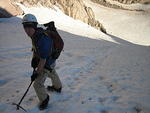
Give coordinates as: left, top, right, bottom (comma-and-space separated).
91, 0, 149, 4
0, 0, 106, 33
90, 0, 150, 10
0, 0, 23, 17
111, 0, 150, 4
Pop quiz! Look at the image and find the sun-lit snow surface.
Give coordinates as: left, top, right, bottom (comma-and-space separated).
84, 0, 150, 46
0, 3, 150, 113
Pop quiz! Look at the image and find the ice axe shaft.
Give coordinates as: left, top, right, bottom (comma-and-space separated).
12, 68, 35, 112
18, 81, 33, 106
12, 81, 33, 112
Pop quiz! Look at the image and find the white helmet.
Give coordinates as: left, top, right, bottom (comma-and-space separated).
22, 14, 37, 24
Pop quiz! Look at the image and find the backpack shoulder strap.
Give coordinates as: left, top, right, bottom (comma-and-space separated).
31, 27, 45, 52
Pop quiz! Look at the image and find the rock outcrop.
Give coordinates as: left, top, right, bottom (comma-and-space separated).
0, 0, 23, 18
91, 0, 149, 4
90, 0, 150, 11
50, 0, 106, 31
0, 7, 13, 18
50, 0, 106, 32
111, 0, 150, 4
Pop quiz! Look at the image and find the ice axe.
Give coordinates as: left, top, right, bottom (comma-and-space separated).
12, 69, 35, 112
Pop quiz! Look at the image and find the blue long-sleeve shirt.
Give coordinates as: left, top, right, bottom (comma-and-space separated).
38, 36, 52, 59
33, 31, 56, 68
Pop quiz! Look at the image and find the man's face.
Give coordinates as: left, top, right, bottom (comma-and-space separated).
24, 27, 35, 37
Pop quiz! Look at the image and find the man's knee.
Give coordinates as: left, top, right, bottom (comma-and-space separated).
33, 80, 44, 89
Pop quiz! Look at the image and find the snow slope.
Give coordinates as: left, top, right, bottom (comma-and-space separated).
84, 0, 150, 46
0, 3, 150, 113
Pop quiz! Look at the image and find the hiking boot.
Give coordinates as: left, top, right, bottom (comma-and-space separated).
39, 95, 49, 110
47, 86, 62, 93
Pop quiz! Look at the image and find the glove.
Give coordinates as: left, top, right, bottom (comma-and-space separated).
31, 57, 40, 69
31, 71, 39, 82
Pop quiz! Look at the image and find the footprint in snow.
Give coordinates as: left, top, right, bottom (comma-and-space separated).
98, 97, 107, 104
99, 76, 105, 81
65, 53, 73, 57
11, 94, 15, 97
101, 110, 109, 113
134, 104, 144, 113
0, 79, 10, 87
16, 90, 20, 93
65, 62, 73, 66
88, 97, 92, 101
111, 96, 120, 102
105, 82, 118, 93
74, 77, 80, 82
25, 95, 36, 104
29, 97, 34, 102
81, 101, 85, 104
